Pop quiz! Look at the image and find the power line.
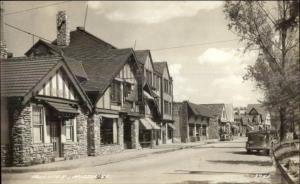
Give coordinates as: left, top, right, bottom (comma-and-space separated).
5, 23, 51, 42
150, 39, 239, 51
4, 1, 70, 16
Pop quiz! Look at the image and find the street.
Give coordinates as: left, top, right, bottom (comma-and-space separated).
2, 137, 284, 184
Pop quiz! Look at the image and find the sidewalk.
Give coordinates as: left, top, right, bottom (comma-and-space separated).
1, 139, 219, 174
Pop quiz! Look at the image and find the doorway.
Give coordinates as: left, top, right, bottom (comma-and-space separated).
124, 119, 132, 149
50, 121, 62, 157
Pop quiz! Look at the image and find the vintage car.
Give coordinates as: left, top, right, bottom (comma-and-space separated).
219, 123, 233, 141
246, 130, 278, 154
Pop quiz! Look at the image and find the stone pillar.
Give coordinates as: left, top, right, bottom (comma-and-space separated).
11, 105, 32, 166
87, 114, 101, 156
193, 124, 197, 137
113, 119, 118, 144
117, 118, 124, 148
76, 110, 88, 157
131, 120, 141, 149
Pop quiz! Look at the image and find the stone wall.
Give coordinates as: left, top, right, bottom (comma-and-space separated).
63, 142, 79, 160
98, 144, 123, 155
29, 143, 54, 165
1, 144, 10, 166
11, 105, 32, 166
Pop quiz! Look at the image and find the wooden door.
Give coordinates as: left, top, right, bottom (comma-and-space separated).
51, 122, 61, 157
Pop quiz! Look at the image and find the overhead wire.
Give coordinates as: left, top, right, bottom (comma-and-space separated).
4, 1, 70, 16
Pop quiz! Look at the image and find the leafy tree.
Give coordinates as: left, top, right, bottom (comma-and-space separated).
223, 0, 299, 141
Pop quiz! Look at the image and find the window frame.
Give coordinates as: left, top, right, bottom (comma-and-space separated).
65, 119, 75, 142
32, 105, 44, 143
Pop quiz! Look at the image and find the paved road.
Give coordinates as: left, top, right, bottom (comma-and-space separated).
2, 137, 284, 184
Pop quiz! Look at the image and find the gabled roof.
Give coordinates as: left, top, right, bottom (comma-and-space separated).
80, 48, 133, 94
199, 104, 225, 118
186, 102, 214, 118
247, 104, 267, 116
23, 27, 138, 105
0, 56, 92, 111
1, 56, 60, 97
135, 50, 150, 65
153, 62, 172, 79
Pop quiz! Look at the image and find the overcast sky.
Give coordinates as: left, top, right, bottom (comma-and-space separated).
3, 1, 264, 107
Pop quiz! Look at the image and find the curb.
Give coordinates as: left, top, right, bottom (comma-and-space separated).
2, 140, 221, 174
1, 147, 184, 174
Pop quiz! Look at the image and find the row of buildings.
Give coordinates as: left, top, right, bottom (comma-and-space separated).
1, 11, 175, 166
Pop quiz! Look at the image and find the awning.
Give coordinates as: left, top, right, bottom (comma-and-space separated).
100, 114, 119, 119
46, 101, 78, 114
140, 118, 153, 130
140, 118, 160, 130
145, 118, 160, 130
143, 91, 154, 100
168, 123, 176, 130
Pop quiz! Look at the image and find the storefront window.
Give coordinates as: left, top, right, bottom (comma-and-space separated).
202, 125, 207, 136
32, 106, 44, 143
101, 118, 114, 145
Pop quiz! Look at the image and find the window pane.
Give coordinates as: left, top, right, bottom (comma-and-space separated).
33, 126, 41, 142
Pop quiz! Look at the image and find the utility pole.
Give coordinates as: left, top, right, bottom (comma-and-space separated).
0, 1, 7, 59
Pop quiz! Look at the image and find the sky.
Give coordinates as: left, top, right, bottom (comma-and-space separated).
3, 1, 264, 107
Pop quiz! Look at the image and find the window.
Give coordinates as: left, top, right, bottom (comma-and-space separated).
66, 119, 75, 141
169, 81, 172, 95
111, 81, 121, 103
101, 118, 114, 145
164, 100, 168, 115
146, 70, 152, 86
32, 106, 44, 143
164, 79, 169, 93
123, 82, 132, 99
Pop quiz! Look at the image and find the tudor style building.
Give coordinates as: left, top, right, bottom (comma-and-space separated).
173, 101, 215, 142
1, 56, 92, 166
135, 50, 162, 147
153, 62, 175, 144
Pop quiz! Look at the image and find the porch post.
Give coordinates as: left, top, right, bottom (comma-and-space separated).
131, 120, 141, 149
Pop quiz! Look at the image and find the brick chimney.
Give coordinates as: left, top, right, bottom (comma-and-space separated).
0, 1, 7, 59
56, 11, 70, 47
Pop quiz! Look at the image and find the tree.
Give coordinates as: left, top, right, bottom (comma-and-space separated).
223, 0, 299, 141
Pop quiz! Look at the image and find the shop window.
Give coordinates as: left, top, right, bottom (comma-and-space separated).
101, 118, 114, 145
32, 106, 44, 143
189, 124, 194, 137
66, 119, 75, 141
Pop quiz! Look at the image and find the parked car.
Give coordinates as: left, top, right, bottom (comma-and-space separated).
246, 130, 278, 155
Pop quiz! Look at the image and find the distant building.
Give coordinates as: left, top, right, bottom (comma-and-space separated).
173, 101, 216, 143
246, 104, 271, 131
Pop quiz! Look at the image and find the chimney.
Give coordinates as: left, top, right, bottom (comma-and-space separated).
0, 1, 7, 59
56, 11, 70, 47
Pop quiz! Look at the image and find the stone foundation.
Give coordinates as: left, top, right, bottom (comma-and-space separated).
63, 142, 80, 160
1, 144, 11, 166
99, 144, 123, 155
29, 143, 54, 165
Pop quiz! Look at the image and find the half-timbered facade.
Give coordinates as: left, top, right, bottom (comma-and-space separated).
0, 56, 92, 166
153, 62, 175, 144
135, 50, 162, 147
